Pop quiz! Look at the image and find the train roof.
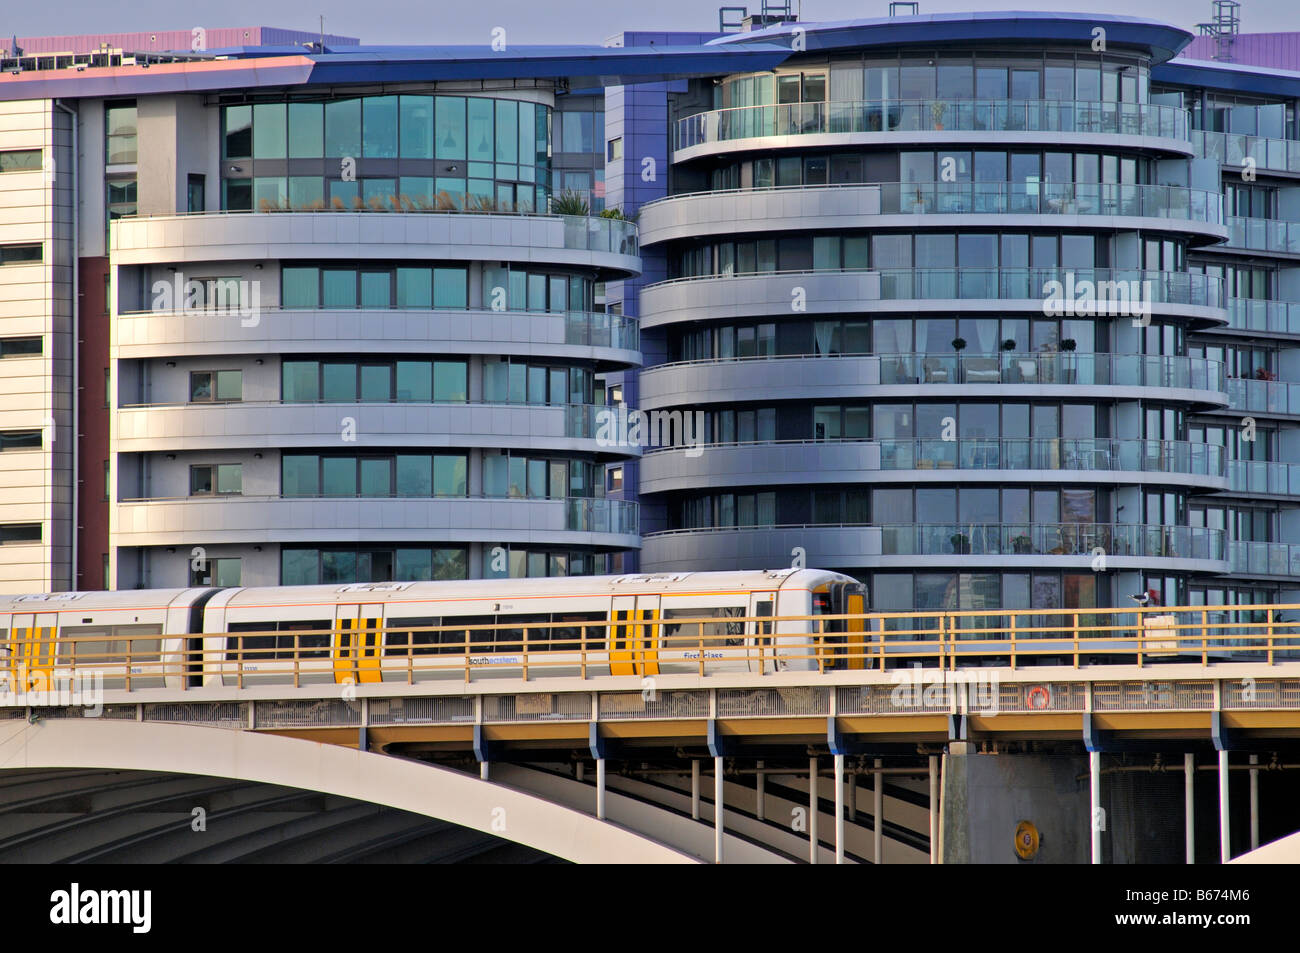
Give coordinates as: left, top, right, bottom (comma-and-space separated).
212, 569, 849, 610
0, 587, 208, 614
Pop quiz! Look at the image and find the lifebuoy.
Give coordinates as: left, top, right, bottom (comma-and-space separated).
1026, 685, 1052, 710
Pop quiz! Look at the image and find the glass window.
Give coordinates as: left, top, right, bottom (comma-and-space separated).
360, 457, 392, 496
400, 95, 434, 159
495, 100, 518, 164
282, 455, 320, 496
433, 267, 467, 309
470, 98, 493, 161
282, 267, 319, 309
395, 548, 433, 581
435, 454, 468, 496
224, 105, 252, 159
288, 176, 324, 210
436, 96, 466, 160
322, 270, 357, 309
288, 102, 323, 158
323, 457, 357, 496
322, 363, 357, 402
434, 361, 467, 402
325, 99, 361, 157
360, 364, 391, 401
363, 96, 399, 158
253, 177, 287, 210
396, 268, 432, 308
396, 361, 432, 402
360, 272, 391, 309
283, 361, 320, 402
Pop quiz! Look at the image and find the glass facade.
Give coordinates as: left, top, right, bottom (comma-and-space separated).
222, 94, 551, 212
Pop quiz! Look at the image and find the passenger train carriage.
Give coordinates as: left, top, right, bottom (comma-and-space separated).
0, 570, 868, 691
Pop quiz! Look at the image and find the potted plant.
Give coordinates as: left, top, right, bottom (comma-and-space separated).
1011, 533, 1032, 554
1060, 337, 1078, 383
950, 532, 970, 554
931, 100, 947, 130
1002, 338, 1017, 351
951, 337, 967, 351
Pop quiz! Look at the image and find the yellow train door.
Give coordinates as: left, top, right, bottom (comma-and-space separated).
333, 604, 384, 685
845, 590, 867, 670
610, 596, 635, 676
634, 595, 660, 678
11, 612, 56, 691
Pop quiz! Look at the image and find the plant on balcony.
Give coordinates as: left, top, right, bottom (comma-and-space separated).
599, 206, 637, 222
1060, 338, 1077, 352
931, 100, 947, 130
1002, 338, 1017, 351
951, 337, 967, 351
551, 190, 591, 216
1011, 534, 1032, 554
950, 532, 970, 554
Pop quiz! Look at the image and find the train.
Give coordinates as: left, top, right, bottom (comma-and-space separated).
0, 569, 868, 691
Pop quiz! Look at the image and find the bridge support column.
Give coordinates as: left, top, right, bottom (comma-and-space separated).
480, 761, 489, 780
848, 768, 857, 822
1090, 750, 1102, 864
597, 757, 606, 820
928, 754, 938, 864
1219, 749, 1231, 863
756, 760, 765, 822
874, 757, 884, 865
1185, 753, 1195, 864
589, 723, 613, 822
472, 724, 495, 781
834, 753, 844, 865
1249, 754, 1259, 851
691, 760, 700, 820
809, 755, 819, 864
714, 756, 724, 864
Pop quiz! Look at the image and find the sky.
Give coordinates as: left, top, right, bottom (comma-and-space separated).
9, 0, 1300, 48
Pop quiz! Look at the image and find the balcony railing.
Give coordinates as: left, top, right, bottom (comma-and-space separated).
1225, 216, 1300, 254
880, 522, 1223, 560
874, 181, 1220, 224
566, 311, 640, 351
1223, 298, 1300, 335
878, 437, 1224, 476
1228, 540, 1300, 577
119, 494, 638, 535
877, 351, 1224, 391
1192, 128, 1300, 175
675, 99, 1190, 150
115, 209, 638, 256
874, 267, 1222, 308
1225, 377, 1300, 416
1226, 460, 1300, 496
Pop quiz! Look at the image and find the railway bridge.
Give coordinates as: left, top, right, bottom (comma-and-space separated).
3, 605, 1300, 863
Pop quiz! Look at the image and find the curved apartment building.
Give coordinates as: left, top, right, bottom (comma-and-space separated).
622, 13, 1300, 615
105, 86, 642, 588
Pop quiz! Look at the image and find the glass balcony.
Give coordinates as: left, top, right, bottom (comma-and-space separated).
675, 99, 1190, 150
561, 215, 639, 255
566, 311, 639, 351
1227, 460, 1300, 496
877, 181, 1220, 224
1226, 377, 1300, 416
566, 497, 639, 535
877, 352, 1224, 392
1192, 129, 1300, 175
875, 267, 1221, 308
1225, 217, 1300, 254
1228, 541, 1300, 577
878, 438, 1223, 477
879, 522, 1223, 560
1224, 298, 1300, 335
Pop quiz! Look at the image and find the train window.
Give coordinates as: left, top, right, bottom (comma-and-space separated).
279, 620, 330, 659
552, 612, 606, 651
385, 616, 440, 656
663, 606, 745, 649
496, 613, 550, 652
58, 624, 161, 665
228, 620, 328, 660
447, 615, 495, 653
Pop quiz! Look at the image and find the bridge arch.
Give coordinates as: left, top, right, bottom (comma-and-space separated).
0, 719, 696, 864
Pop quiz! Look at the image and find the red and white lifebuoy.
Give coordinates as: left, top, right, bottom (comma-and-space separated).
1026, 685, 1052, 710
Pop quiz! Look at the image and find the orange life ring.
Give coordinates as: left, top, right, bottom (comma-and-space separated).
1026, 685, 1052, 710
